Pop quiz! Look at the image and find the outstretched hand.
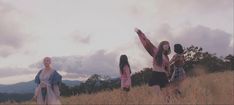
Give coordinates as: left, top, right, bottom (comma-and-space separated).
31, 95, 37, 102
134, 28, 142, 35
134, 27, 156, 57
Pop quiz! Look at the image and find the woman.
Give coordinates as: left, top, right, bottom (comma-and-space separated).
135, 28, 171, 95
119, 54, 132, 92
34, 57, 62, 105
170, 44, 186, 95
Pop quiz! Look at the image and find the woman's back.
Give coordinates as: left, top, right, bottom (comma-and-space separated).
174, 54, 184, 67
120, 65, 131, 88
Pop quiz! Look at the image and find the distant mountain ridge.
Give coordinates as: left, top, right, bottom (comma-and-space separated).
0, 80, 81, 93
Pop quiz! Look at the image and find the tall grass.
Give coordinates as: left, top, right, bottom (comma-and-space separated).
2, 71, 233, 105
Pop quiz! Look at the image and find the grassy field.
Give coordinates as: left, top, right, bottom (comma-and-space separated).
1, 70, 234, 105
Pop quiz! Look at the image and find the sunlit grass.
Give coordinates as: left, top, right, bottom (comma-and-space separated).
1, 71, 233, 105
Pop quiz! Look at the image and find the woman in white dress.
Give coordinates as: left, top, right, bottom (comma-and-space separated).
33, 57, 62, 105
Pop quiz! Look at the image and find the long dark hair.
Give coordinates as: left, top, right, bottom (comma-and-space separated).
155, 41, 171, 66
174, 44, 184, 54
119, 55, 131, 74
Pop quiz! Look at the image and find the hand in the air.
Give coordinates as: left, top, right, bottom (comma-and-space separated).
134, 28, 142, 34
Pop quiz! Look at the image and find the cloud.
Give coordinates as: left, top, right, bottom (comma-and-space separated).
128, 0, 233, 34
130, 0, 233, 16
123, 24, 233, 72
172, 0, 233, 13
0, 67, 34, 78
70, 31, 91, 44
128, 0, 233, 58
61, 73, 89, 80
30, 50, 119, 78
176, 25, 233, 56
147, 24, 233, 56
0, 1, 28, 57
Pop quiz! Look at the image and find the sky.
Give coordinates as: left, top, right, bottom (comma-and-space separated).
0, 0, 233, 84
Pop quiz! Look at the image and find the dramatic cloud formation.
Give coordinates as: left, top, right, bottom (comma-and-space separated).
129, 0, 233, 34
149, 24, 233, 56
0, 67, 34, 78
0, 0, 232, 84
0, 1, 28, 57
30, 50, 119, 79
71, 31, 91, 44
176, 25, 233, 56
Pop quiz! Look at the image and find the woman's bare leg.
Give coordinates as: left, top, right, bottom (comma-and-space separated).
177, 79, 185, 95
152, 85, 161, 95
161, 86, 172, 103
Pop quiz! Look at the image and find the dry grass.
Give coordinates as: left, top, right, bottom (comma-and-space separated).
1, 71, 234, 105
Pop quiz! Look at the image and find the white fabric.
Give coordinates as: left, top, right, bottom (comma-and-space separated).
34, 69, 61, 105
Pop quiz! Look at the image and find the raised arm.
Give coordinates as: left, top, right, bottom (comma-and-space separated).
135, 28, 157, 57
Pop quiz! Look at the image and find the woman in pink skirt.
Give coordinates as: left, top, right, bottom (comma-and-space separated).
119, 54, 132, 92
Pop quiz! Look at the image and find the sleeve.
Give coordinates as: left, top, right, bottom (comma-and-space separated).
35, 70, 42, 85
50, 71, 62, 86
136, 29, 157, 57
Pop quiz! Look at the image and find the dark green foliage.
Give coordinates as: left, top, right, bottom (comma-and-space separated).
0, 93, 33, 102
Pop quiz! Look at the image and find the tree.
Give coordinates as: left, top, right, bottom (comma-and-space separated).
183, 45, 231, 76
131, 68, 153, 86
59, 83, 72, 96
224, 54, 234, 70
